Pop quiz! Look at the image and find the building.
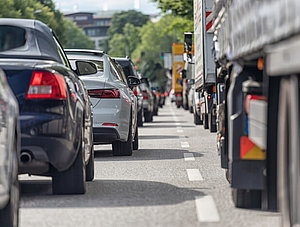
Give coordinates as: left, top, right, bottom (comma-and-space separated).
64, 12, 113, 49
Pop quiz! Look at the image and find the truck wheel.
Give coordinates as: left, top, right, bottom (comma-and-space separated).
137, 110, 143, 127
194, 112, 203, 125
144, 111, 152, 122
277, 76, 300, 227
85, 145, 94, 182
133, 125, 139, 150
112, 119, 133, 156
203, 113, 209, 129
209, 112, 217, 133
232, 188, 261, 208
52, 128, 86, 195
0, 139, 19, 227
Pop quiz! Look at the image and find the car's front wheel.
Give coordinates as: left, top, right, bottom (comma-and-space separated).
133, 125, 139, 150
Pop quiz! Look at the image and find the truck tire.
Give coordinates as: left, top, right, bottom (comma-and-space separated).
112, 119, 133, 156
0, 139, 19, 227
137, 110, 143, 127
133, 125, 139, 150
85, 145, 94, 182
277, 76, 300, 227
194, 112, 203, 125
52, 128, 86, 195
144, 111, 152, 122
232, 188, 261, 208
203, 113, 209, 129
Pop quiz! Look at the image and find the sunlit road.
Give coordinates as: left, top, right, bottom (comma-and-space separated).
19, 101, 280, 227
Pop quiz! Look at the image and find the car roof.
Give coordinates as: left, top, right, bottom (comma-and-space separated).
0, 18, 62, 63
65, 49, 104, 57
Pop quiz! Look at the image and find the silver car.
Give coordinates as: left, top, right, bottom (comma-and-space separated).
66, 50, 140, 156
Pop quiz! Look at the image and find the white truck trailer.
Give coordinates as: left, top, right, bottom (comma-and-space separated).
212, 0, 300, 225
193, 0, 217, 132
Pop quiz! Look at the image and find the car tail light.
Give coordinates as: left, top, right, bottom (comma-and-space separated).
142, 90, 148, 100
151, 91, 155, 96
102, 123, 118, 126
133, 88, 139, 96
26, 71, 67, 99
88, 89, 120, 98
176, 93, 181, 97
158, 92, 161, 97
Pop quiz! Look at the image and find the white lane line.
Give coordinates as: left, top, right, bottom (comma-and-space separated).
181, 141, 190, 148
195, 196, 220, 222
184, 153, 195, 161
177, 130, 183, 133
176, 126, 182, 129
175, 122, 181, 125
179, 135, 186, 139
187, 169, 203, 181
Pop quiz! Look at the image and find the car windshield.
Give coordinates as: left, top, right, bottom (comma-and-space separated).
0, 25, 26, 52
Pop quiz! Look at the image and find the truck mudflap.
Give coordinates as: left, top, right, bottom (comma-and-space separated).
228, 64, 266, 190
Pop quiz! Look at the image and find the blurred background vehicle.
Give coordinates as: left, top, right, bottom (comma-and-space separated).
170, 89, 175, 103
0, 19, 94, 195
140, 78, 154, 122
0, 69, 20, 227
151, 87, 159, 116
66, 50, 140, 156
112, 57, 144, 127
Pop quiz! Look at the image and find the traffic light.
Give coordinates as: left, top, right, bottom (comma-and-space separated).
160, 52, 164, 60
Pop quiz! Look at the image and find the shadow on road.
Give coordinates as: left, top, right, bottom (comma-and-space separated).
94, 148, 203, 161
139, 135, 185, 140
155, 114, 183, 117
141, 124, 194, 129
20, 179, 205, 208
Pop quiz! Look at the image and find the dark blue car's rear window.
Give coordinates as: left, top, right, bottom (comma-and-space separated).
0, 25, 26, 52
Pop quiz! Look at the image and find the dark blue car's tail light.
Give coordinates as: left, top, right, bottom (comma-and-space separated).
26, 71, 67, 99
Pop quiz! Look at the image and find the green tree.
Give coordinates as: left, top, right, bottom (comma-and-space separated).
108, 33, 127, 57
108, 10, 149, 37
152, 0, 193, 19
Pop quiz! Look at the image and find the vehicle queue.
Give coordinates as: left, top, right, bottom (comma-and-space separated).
0, 18, 165, 227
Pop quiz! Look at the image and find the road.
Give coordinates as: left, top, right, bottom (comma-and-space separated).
19, 101, 280, 227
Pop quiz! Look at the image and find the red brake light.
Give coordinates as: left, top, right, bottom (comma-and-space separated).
142, 90, 148, 100
88, 89, 120, 98
102, 123, 118, 126
158, 92, 161, 97
151, 91, 155, 96
26, 71, 67, 99
176, 93, 181, 97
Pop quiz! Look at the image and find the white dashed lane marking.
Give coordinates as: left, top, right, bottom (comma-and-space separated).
184, 153, 195, 161
186, 169, 203, 181
177, 130, 183, 133
181, 141, 190, 148
195, 196, 220, 222
175, 122, 181, 125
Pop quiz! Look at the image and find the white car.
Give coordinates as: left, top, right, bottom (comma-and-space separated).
66, 49, 140, 156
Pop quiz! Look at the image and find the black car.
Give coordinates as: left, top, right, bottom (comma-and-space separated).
0, 19, 94, 195
112, 57, 144, 126
0, 69, 20, 227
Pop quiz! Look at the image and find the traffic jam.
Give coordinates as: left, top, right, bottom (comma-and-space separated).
0, 0, 299, 226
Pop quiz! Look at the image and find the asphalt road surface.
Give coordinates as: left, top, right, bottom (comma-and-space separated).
19, 101, 281, 227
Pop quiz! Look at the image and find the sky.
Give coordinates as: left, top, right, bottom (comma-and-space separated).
53, 0, 160, 14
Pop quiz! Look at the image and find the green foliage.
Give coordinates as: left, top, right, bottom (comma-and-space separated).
152, 0, 193, 20
0, 0, 95, 49
108, 10, 149, 37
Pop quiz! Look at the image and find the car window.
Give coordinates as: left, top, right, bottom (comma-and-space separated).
53, 36, 70, 68
111, 61, 128, 85
0, 25, 26, 51
116, 59, 137, 78
109, 59, 124, 82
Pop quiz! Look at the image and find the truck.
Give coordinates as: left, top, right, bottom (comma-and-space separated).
193, 0, 217, 132
208, 0, 300, 225
172, 43, 185, 108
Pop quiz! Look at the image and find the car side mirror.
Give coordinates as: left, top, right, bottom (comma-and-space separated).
128, 76, 141, 87
188, 79, 195, 85
75, 60, 97, 76
141, 78, 148, 84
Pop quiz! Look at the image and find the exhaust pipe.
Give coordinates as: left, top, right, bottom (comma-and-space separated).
20, 152, 32, 164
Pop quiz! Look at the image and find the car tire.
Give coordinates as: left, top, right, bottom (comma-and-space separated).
137, 110, 143, 127
277, 76, 300, 226
133, 125, 139, 150
112, 119, 133, 156
52, 128, 86, 195
153, 108, 158, 116
203, 113, 209, 129
194, 112, 203, 125
209, 112, 217, 133
189, 106, 193, 113
85, 145, 94, 182
0, 139, 19, 227
144, 111, 152, 122
232, 188, 261, 209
